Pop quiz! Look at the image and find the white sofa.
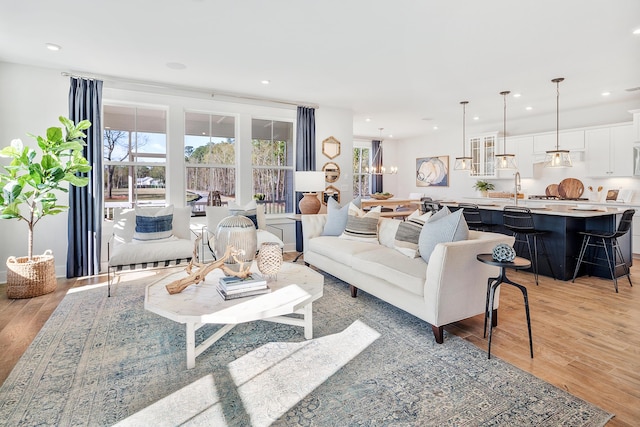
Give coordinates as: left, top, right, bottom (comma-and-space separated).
302, 214, 515, 343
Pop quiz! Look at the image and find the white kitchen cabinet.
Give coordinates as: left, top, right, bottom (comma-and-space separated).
585, 124, 634, 177
496, 136, 534, 179
469, 133, 496, 178
632, 213, 639, 255
533, 130, 584, 153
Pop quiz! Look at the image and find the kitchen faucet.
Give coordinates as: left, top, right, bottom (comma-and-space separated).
514, 171, 521, 206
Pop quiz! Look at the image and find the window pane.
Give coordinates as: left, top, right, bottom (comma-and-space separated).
103, 165, 165, 207
185, 112, 236, 166
353, 147, 370, 196
252, 168, 292, 214
104, 105, 167, 216
251, 118, 294, 213
184, 112, 236, 213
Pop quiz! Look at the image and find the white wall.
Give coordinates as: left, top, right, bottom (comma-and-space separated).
0, 62, 69, 282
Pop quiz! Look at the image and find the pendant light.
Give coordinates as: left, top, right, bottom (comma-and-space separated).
454, 101, 473, 171
544, 77, 572, 168
495, 90, 517, 170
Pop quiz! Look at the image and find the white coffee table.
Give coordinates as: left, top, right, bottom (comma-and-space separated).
144, 262, 324, 369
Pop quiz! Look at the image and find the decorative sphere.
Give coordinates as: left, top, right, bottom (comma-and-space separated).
492, 243, 516, 262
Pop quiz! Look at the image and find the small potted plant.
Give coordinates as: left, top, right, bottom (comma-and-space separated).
0, 117, 92, 298
473, 180, 495, 197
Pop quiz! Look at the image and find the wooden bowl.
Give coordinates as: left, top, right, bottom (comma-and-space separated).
370, 193, 394, 200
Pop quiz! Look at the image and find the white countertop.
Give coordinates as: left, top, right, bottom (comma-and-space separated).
443, 198, 635, 218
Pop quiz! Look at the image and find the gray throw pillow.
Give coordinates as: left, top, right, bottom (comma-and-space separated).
418, 208, 469, 263
322, 196, 362, 236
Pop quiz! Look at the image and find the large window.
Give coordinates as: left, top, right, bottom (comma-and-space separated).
251, 119, 294, 214
353, 146, 371, 197
184, 112, 236, 212
103, 105, 167, 215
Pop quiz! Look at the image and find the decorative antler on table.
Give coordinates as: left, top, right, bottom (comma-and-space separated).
165, 238, 253, 294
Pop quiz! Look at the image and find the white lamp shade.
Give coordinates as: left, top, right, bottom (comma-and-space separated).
295, 171, 325, 193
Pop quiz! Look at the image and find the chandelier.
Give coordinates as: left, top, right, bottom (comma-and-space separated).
366, 128, 398, 175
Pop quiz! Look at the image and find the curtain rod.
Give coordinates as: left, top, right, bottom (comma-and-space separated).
61, 72, 319, 109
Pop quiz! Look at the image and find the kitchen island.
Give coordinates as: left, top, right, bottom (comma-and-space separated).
444, 201, 633, 281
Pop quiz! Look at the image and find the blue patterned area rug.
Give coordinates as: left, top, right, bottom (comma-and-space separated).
0, 268, 612, 426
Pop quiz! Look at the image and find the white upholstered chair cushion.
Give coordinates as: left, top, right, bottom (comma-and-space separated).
108, 205, 193, 267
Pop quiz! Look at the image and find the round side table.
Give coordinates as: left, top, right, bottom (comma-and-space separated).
477, 253, 533, 360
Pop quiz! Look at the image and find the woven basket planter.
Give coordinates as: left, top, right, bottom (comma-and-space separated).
6, 250, 57, 299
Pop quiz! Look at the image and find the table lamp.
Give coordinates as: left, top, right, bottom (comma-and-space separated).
295, 171, 325, 214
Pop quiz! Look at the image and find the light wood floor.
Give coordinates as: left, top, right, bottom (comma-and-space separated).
1, 254, 638, 426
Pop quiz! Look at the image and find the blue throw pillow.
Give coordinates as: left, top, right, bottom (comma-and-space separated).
418, 207, 469, 262
322, 196, 362, 236
133, 206, 174, 241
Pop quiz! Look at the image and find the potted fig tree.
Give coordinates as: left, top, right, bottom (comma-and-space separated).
0, 117, 92, 298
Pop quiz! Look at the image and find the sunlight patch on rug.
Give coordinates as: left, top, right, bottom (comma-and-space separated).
115, 321, 380, 426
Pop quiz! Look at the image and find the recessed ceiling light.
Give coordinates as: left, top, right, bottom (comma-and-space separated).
433, 126, 438, 130
525, 106, 533, 111
473, 116, 480, 121
633, 28, 640, 35
601, 91, 611, 96
166, 62, 186, 70
365, 118, 371, 122
46, 43, 61, 51
261, 80, 271, 85
513, 93, 521, 98
389, 134, 393, 138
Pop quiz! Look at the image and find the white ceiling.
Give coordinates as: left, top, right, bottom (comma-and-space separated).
1, 0, 639, 140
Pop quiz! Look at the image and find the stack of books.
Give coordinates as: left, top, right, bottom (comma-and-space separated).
217, 273, 270, 300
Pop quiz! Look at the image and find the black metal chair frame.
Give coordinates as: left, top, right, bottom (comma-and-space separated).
422, 200, 440, 214
502, 206, 556, 286
571, 209, 635, 293
459, 203, 490, 231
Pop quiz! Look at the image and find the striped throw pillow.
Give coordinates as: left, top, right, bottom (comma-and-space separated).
393, 210, 432, 258
339, 204, 381, 242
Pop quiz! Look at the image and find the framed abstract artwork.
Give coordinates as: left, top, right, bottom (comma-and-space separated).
416, 156, 449, 187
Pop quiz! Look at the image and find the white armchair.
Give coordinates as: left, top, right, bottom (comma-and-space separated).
107, 205, 194, 296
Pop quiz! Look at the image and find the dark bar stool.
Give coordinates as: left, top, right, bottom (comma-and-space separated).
459, 203, 491, 231
571, 209, 635, 293
422, 200, 441, 214
502, 206, 555, 286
